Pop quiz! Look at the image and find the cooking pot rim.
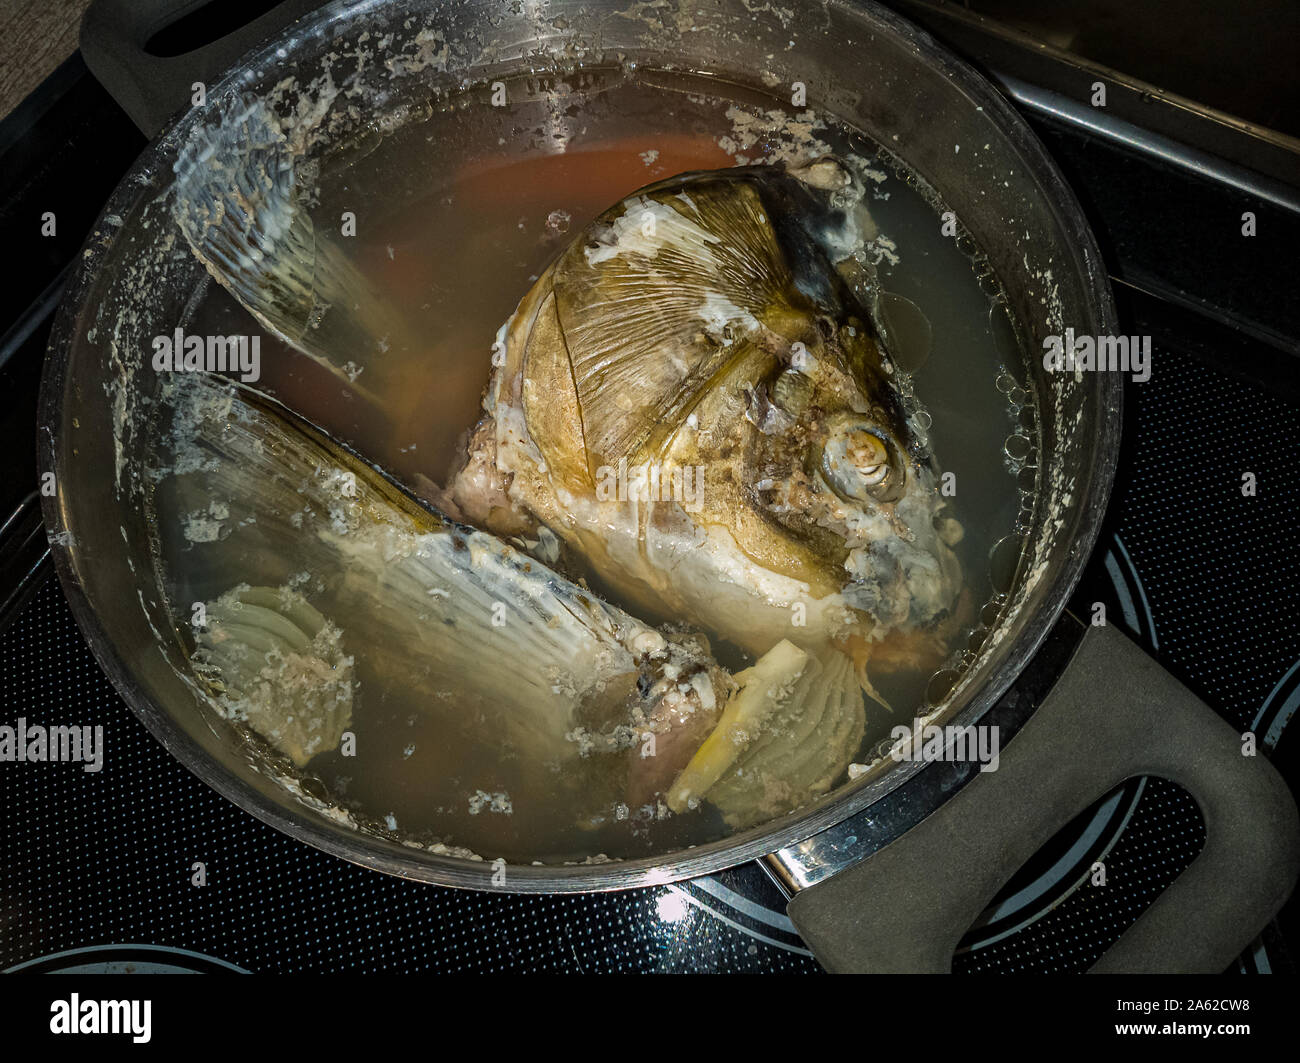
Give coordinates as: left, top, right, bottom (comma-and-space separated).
38, 0, 1121, 892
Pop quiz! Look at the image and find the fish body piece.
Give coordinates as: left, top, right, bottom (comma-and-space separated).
163, 373, 729, 805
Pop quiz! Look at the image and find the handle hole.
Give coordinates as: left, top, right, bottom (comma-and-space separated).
953, 777, 1204, 971
145, 0, 282, 58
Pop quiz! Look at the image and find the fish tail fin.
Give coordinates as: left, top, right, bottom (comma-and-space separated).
171, 94, 409, 407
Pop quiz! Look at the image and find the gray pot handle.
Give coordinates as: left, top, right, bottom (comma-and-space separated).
79, 0, 323, 137
786, 621, 1300, 972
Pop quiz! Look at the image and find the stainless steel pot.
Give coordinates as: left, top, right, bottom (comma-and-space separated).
39, 0, 1298, 971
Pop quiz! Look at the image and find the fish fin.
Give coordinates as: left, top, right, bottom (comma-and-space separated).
519, 289, 593, 490
677, 644, 866, 829
549, 176, 800, 468
193, 584, 353, 768
665, 639, 810, 813
171, 94, 400, 408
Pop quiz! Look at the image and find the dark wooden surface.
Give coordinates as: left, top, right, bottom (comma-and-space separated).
0, 0, 94, 120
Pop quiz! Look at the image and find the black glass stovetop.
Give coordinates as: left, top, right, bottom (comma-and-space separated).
1, 26, 1296, 974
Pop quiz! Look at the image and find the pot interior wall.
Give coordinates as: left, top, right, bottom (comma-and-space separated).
41, 0, 1117, 890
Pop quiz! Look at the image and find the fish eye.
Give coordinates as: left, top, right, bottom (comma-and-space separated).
819, 415, 905, 504
816, 315, 836, 340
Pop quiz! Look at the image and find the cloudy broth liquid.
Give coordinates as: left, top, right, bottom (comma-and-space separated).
154, 66, 1025, 863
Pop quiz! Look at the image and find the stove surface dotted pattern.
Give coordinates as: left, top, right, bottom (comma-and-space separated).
3, 336, 1297, 973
